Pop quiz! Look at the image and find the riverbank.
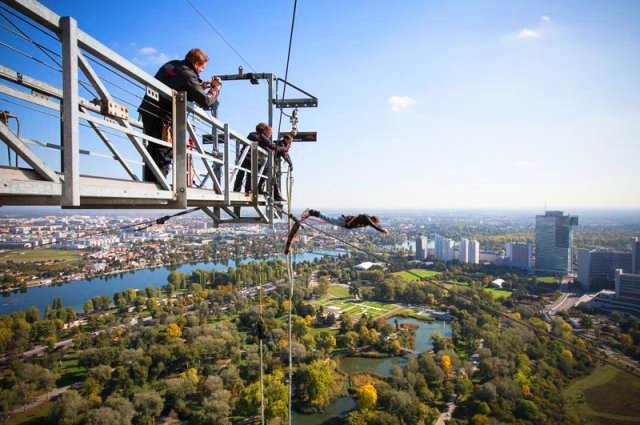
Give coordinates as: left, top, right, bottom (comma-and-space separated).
4, 249, 345, 293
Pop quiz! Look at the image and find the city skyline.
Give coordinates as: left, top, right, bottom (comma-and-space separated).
1, 1, 638, 210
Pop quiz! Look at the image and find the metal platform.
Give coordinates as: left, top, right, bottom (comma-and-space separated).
0, 0, 317, 226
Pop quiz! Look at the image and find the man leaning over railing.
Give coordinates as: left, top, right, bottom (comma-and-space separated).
138, 48, 222, 183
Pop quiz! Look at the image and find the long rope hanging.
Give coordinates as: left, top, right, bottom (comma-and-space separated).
274, 205, 640, 379
285, 170, 295, 425
259, 267, 265, 425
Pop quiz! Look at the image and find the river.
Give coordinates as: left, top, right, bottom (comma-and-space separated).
0, 250, 343, 315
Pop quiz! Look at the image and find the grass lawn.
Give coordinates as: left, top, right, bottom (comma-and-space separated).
0, 250, 81, 264
4, 401, 51, 425
394, 269, 440, 282
446, 280, 470, 286
57, 353, 87, 387
328, 285, 350, 298
536, 276, 560, 284
315, 285, 399, 319
310, 326, 338, 336
485, 288, 512, 300
564, 365, 640, 423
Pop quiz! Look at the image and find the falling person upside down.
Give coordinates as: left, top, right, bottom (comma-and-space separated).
284, 209, 389, 254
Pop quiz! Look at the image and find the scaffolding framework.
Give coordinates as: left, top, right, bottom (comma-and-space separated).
0, 0, 317, 226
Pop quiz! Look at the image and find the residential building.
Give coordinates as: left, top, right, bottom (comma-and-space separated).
458, 238, 479, 264
577, 249, 632, 289
416, 235, 428, 260
535, 211, 579, 273
459, 239, 469, 263
435, 235, 455, 262
469, 240, 479, 264
506, 242, 532, 270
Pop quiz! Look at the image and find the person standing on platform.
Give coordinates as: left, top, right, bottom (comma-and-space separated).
138, 48, 222, 183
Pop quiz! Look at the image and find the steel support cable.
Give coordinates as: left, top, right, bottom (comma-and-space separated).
183, 0, 259, 75
0, 20, 143, 105
0, 95, 146, 146
0, 4, 145, 96
0, 4, 59, 41
1, 207, 201, 252
273, 205, 640, 379
0, 18, 61, 64
0, 40, 100, 99
276, 0, 298, 140
0, 41, 62, 73
82, 53, 145, 91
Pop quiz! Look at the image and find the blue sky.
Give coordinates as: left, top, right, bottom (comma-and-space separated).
1, 0, 639, 210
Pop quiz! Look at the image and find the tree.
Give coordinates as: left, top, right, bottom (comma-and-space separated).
295, 360, 336, 409
38, 369, 57, 400
49, 390, 89, 425
441, 355, 451, 377
356, 384, 377, 410
515, 399, 539, 420
85, 407, 123, 425
25, 306, 39, 323
83, 299, 94, 315
477, 401, 491, 415
166, 323, 182, 338
315, 331, 336, 353
105, 395, 135, 425
133, 391, 163, 425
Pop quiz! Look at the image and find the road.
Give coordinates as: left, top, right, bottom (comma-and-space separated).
10, 385, 70, 416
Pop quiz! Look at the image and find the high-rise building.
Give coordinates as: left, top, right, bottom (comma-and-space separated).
577, 249, 632, 289
535, 211, 578, 273
615, 269, 640, 302
459, 239, 469, 263
633, 238, 640, 274
458, 238, 479, 264
506, 242, 532, 270
416, 235, 428, 260
435, 235, 455, 262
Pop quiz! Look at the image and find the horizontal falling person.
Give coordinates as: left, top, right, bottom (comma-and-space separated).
284, 209, 389, 254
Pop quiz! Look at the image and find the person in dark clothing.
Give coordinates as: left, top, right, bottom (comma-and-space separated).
233, 123, 290, 197
284, 208, 389, 254
138, 48, 221, 183
301, 209, 389, 235
273, 134, 293, 202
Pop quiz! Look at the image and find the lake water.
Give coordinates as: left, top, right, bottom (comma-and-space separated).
291, 396, 356, 425
296, 317, 452, 423
337, 317, 452, 377
0, 250, 343, 315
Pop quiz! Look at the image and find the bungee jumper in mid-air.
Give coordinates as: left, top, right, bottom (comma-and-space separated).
284, 209, 389, 254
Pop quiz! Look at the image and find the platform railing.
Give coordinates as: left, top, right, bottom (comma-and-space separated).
0, 0, 276, 225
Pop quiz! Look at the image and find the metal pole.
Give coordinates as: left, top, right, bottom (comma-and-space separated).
173, 90, 187, 208
223, 124, 230, 206
60, 16, 79, 206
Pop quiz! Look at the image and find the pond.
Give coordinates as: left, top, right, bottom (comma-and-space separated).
292, 396, 356, 425
337, 317, 452, 377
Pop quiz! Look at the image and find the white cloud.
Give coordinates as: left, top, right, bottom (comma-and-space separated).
541, 16, 551, 23
388, 96, 417, 112
518, 28, 540, 39
133, 46, 171, 67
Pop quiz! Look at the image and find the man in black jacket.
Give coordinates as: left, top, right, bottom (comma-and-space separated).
138, 48, 222, 183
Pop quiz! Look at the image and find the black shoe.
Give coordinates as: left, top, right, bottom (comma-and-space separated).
274, 196, 285, 202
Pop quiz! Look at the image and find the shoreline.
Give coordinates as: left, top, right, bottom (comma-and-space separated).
1, 248, 346, 294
